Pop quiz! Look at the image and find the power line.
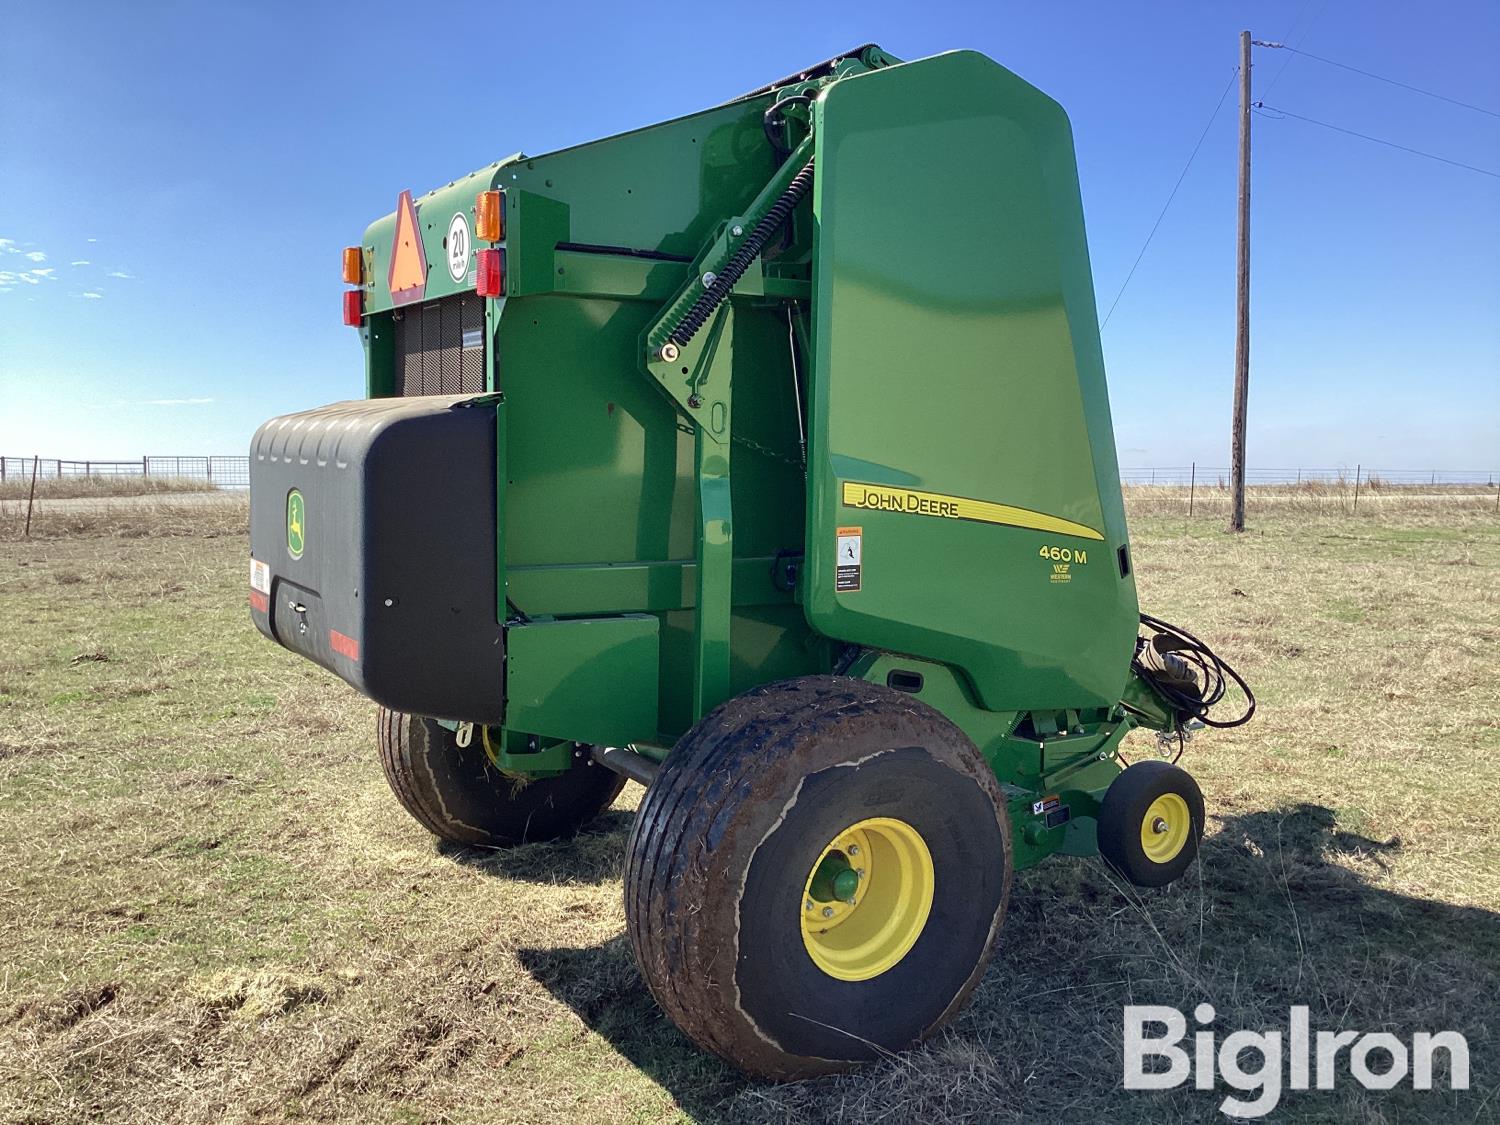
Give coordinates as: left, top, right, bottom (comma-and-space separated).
1101, 68, 1238, 330
1259, 0, 1332, 101
1255, 43, 1500, 119
1254, 103, 1500, 178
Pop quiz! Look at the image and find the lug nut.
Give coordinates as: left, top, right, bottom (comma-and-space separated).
1152, 817, 1169, 834
847, 844, 859, 856
805, 898, 814, 911
822, 907, 834, 919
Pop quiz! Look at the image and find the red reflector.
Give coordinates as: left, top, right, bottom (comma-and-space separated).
475, 248, 505, 298
342, 289, 363, 326
249, 590, 270, 613
329, 629, 360, 660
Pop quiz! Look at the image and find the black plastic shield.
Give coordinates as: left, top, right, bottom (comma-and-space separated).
248, 395, 505, 723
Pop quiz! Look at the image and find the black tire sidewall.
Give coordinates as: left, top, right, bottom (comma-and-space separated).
384, 711, 623, 846
737, 744, 1009, 1060
1098, 760, 1204, 888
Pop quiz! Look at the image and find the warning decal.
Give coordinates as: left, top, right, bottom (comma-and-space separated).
388, 190, 428, 306
836, 526, 862, 592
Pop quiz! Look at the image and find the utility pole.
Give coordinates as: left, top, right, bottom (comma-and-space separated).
1229, 29, 1252, 532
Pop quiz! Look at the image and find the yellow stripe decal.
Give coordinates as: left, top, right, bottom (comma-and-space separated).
841, 481, 1105, 541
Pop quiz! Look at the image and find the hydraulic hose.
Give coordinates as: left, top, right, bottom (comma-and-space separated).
666, 157, 815, 349
1133, 612, 1256, 729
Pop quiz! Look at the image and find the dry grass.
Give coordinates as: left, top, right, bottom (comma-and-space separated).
0, 497, 1495, 1122
0, 494, 247, 542
0, 475, 219, 502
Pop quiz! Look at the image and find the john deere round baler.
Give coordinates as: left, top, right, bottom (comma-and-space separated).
248, 45, 1252, 1079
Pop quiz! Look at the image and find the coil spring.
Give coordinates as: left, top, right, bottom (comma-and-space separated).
666, 158, 816, 349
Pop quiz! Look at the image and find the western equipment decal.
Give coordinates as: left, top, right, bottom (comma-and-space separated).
841, 481, 1104, 541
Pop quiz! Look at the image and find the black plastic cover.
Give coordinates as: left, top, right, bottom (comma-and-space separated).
248, 395, 504, 723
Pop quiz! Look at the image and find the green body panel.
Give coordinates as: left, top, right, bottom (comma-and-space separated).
805, 51, 1138, 713
355, 86, 818, 738
336, 45, 1184, 863
504, 615, 659, 747
849, 650, 1130, 870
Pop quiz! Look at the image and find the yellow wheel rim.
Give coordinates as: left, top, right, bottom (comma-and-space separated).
800, 817, 935, 982
1140, 793, 1191, 864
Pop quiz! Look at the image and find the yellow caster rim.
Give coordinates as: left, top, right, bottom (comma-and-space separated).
799, 817, 935, 981
1140, 793, 1192, 864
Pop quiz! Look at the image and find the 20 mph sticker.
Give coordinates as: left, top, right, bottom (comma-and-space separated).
446, 211, 471, 282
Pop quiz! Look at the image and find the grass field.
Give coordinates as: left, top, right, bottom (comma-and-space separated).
0, 476, 218, 502
1, 494, 1496, 1123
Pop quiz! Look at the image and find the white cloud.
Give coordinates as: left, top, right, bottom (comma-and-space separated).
86, 238, 98, 243
31, 268, 55, 278
23, 251, 45, 263
107, 270, 133, 279
71, 259, 90, 266
0, 238, 13, 249
80, 290, 104, 299
16, 273, 41, 285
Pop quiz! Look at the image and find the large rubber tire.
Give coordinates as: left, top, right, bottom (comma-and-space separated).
376, 708, 624, 846
1097, 760, 1205, 888
624, 676, 1012, 1080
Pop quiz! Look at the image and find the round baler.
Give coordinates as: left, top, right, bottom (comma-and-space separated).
247, 44, 1252, 1079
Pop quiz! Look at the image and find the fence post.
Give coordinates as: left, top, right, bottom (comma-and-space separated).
24, 455, 39, 538
1189, 462, 1196, 517
143, 456, 149, 477
1353, 464, 1361, 513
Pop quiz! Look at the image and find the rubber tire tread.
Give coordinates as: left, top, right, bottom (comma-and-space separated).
623, 675, 1010, 1079
1096, 759, 1205, 888
376, 707, 624, 846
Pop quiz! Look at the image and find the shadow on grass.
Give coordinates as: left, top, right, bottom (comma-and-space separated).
435, 809, 636, 885
518, 802, 1500, 1123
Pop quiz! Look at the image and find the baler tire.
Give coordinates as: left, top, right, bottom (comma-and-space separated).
376, 708, 624, 847
623, 675, 1012, 1080
1096, 760, 1205, 888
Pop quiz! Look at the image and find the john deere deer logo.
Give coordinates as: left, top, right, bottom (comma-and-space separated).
286, 489, 305, 560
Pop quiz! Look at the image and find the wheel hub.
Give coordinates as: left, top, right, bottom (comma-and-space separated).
1140, 794, 1191, 864
799, 817, 935, 982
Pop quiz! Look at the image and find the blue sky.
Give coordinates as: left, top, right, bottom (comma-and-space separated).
2, 0, 1496, 470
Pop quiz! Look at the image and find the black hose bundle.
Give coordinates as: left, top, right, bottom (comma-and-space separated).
666, 158, 815, 349
1133, 612, 1256, 729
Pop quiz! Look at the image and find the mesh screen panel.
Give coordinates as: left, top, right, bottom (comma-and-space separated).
392, 295, 486, 396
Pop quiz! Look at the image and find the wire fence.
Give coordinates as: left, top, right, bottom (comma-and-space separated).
1, 455, 1496, 515
0, 455, 250, 488
1119, 466, 1496, 487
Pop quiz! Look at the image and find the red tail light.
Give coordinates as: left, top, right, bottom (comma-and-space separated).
342, 288, 363, 326
476, 248, 505, 298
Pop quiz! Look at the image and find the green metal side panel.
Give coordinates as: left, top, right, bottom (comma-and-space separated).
504, 615, 659, 746
805, 50, 1138, 712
